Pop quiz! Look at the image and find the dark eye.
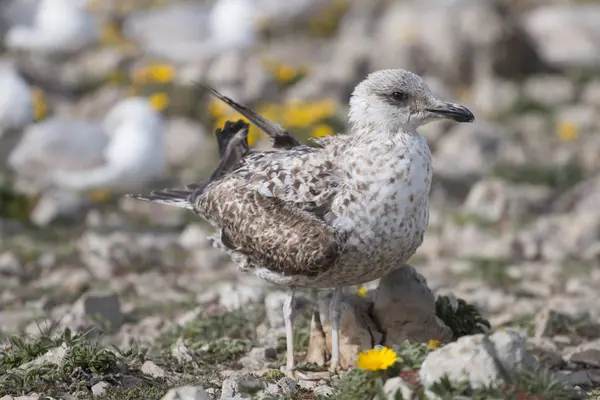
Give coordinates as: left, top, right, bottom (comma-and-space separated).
391, 91, 408, 101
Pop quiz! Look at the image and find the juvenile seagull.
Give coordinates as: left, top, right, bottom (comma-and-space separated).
129, 69, 474, 375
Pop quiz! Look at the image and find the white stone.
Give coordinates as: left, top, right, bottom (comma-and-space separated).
380, 377, 414, 400
523, 75, 575, 107
20, 342, 68, 369
161, 386, 212, 400
91, 381, 111, 397
419, 330, 537, 390
141, 360, 167, 378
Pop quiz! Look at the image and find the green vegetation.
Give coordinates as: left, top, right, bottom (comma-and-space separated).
435, 295, 491, 339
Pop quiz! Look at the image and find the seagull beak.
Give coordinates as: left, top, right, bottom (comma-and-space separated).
426, 101, 475, 123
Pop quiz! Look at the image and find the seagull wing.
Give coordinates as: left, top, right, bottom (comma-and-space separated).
131, 143, 342, 277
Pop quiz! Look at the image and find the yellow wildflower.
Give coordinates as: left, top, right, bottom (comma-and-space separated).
355, 286, 367, 298
356, 347, 398, 371
133, 63, 176, 85
275, 64, 298, 84
148, 92, 170, 112
208, 99, 229, 119
556, 121, 579, 142
427, 339, 441, 350
30, 87, 47, 121
89, 189, 111, 203
100, 22, 126, 46
311, 123, 335, 138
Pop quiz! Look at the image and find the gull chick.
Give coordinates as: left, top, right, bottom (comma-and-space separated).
129, 69, 474, 376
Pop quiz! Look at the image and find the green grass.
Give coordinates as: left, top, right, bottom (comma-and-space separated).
435, 295, 491, 340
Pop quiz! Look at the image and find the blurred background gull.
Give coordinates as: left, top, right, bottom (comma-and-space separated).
1, 0, 600, 398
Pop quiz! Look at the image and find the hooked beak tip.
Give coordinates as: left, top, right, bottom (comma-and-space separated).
426, 103, 475, 123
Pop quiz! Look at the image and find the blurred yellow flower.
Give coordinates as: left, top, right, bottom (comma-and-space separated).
89, 189, 111, 203
208, 99, 229, 119
275, 64, 298, 84
427, 339, 441, 350
356, 347, 398, 371
133, 63, 176, 85
312, 123, 335, 138
282, 99, 336, 128
100, 22, 126, 46
556, 121, 579, 142
148, 92, 170, 111
355, 286, 367, 298
31, 87, 47, 121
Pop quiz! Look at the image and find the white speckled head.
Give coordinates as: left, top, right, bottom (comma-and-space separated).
349, 69, 474, 134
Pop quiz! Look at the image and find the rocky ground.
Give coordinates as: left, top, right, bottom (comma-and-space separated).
2, 0, 600, 399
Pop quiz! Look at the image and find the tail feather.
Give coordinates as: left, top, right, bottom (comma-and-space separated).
127, 184, 205, 210
196, 83, 301, 150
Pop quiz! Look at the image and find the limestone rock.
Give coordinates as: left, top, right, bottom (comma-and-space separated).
161, 386, 212, 400
419, 330, 537, 390
372, 265, 452, 347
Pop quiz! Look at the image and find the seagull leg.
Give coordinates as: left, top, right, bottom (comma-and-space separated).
329, 287, 343, 373
283, 288, 296, 378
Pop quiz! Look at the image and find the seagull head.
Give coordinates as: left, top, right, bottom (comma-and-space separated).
349, 69, 474, 134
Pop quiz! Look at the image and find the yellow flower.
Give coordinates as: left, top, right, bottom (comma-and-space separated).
148, 92, 170, 112
355, 286, 367, 298
89, 189, 111, 203
133, 63, 176, 85
356, 347, 398, 371
427, 339, 441, 350
31, 87, 47, 121
275, 64, 298, 84
208, 99, 229, 119
312, 123, 335, 138
556, 122, 579, 142
100, 22, 126, 46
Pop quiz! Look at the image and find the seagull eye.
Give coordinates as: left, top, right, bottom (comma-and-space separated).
391, 91, 408, 101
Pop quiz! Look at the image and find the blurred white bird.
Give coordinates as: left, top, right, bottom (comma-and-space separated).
8, 97, 166, 194
0, 64, 34, 138
5, 0, 98, 54
123, 0, 258, 63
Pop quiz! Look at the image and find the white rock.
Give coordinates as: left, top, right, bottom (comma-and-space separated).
523, 75, 575, 107
220, 373, 265, 399
419, 330, 537, 390
91, 381, 111, 397
20, 342, 68, 369
380, 377, 414, 400
161, 386, 212, 400
141, 360, 167, 378
372, 265, 452, 347
463, 179, 552, 223
217, 282, 264, 311
582, 80, 600, 108
0, 251, 21, 276
524, 5, 600, 69
172, 338, 194, 363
